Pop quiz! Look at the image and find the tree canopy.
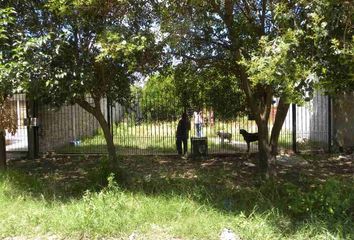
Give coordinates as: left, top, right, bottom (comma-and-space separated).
141, 65, 246, 121
0, 6, 23, 104
0, 6, 21, 167
141, 70, 181, 121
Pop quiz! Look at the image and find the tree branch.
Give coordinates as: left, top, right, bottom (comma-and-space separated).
270, 96, 290, 154
260, 0, 267, 34
264, 85, 273, 121
224, 0, 234, 32
235, 1, 254, 24
237, 64, 261, 123
236, 0, 264, 36
174, 52, 225, 62
210, 1, 221, 14
75, 98, 97, 115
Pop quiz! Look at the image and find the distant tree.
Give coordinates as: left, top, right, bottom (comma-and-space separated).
141, 66, 246, 121
174, 63, 246, 120
141, 70, 181, 121
309, 1, 353, 92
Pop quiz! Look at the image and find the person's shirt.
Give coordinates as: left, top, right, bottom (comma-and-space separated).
176, 118, 190, 137
194, 112, 202, 124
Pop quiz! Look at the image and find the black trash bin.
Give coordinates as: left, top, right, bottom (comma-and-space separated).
191, 137, 208, 158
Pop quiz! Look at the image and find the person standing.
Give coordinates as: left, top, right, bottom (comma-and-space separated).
176, 112, 191, 156
193, 110, 203, 137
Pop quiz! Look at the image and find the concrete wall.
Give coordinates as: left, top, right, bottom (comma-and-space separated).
37, 98, 126, 152
38, 103, 100, 152
333, 92, 354, 149
283, 92, 329, 143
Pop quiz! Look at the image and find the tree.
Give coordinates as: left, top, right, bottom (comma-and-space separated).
18, 0, 160, 165
141, 70, 181, 121
308, 1, 353, 92
142, 65, 246, 121
174, 63, 246, 120
0, 7, 24, 168
160, 0, 353, 177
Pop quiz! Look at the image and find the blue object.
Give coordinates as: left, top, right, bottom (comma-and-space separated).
69, 139, 81, 146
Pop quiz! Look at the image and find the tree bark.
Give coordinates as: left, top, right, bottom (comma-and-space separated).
237, 66, 272, 177
94, 109, 117, 164
270, 97, 290, 155
257, 117, 271, 178
0, 130, 6, 170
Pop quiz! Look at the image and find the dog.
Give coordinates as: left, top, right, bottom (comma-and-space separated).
216, 130, 232, 143
239, 129, 258, 152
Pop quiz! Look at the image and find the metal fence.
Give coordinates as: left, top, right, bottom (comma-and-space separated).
5, 94, 28, 152
5, 92, 331, 156
24, 92, 330, 155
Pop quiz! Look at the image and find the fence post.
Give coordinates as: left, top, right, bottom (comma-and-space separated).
0, 130, 6, 169
328, 95, 332, 153
292, 104, 297, 153
106, 97, 113, 141
27, 100, 39, 159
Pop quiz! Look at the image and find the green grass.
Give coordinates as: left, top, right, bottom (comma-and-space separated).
1, 155, 353, 239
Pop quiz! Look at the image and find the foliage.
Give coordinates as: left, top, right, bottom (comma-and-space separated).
280, 179, 354, 219
0, 99, 17, 135
160, 0, 341, 105
141, 66, 246, 121
307, 0, 354, 92
141, 70, 181, 121
20, 0, 160, 106
175, 63, 246, 119
0, 6, 26, 135
239, 29, 315, 104
0, 7, 17, 101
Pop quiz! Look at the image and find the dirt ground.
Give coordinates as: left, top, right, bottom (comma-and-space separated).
6, 153, 354, 191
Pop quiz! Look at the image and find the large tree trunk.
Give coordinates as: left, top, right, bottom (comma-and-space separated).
94, 109, 117, 164
0, 130, 6, 170
257, 118, 272, 177
270, 97, 290, 155
237, 67, 274, 177
77, 99, 117, 165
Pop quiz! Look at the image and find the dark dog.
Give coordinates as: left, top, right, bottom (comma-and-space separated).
216, 131, 232, 143
239, 129, 258, 152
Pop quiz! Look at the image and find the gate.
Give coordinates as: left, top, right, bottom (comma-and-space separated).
5, 94, 28, 153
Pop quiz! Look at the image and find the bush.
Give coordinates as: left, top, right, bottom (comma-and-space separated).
270, 179, 354, 219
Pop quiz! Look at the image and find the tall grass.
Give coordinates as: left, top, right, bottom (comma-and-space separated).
0, 164, 353, 239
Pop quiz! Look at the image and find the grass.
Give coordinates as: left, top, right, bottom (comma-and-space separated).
1, 154, 353, 239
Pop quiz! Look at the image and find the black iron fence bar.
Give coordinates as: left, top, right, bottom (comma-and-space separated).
292, 104, 297, 153
5, 94, 28, 153
328, 95, 332, 153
